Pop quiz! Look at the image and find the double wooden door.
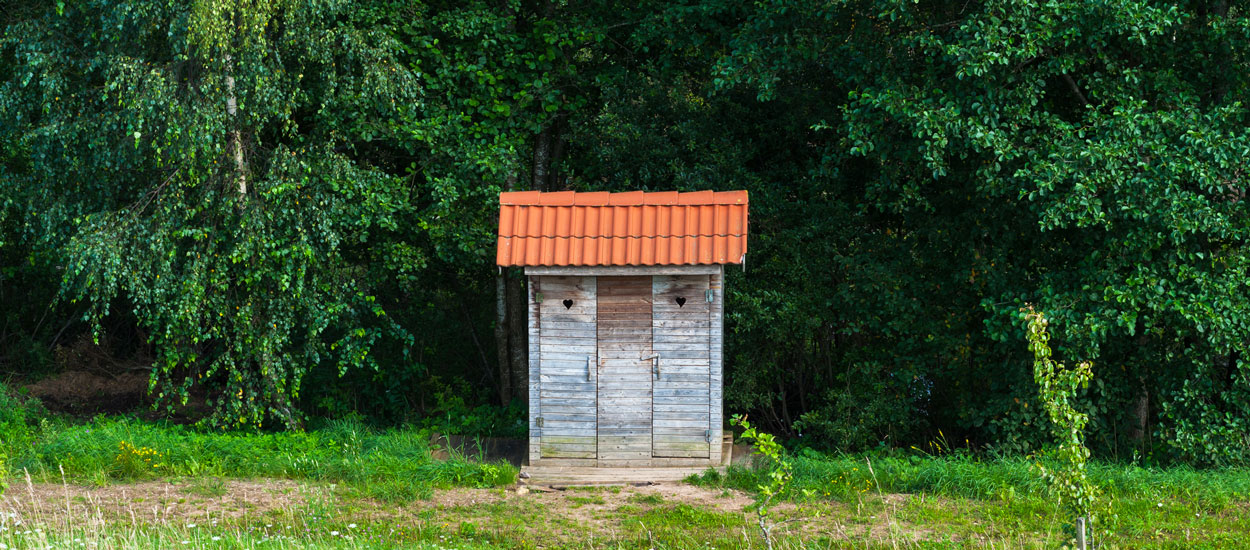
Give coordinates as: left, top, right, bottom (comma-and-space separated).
538, 275, 712, 461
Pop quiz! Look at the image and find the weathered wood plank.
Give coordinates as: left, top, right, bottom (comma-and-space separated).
653, 309, 709, 320
653, 319, 711, 329
538, 275, 598, 460
529, 276, 542, 463
651, 274, 711, 459
653, 420, 711, 429
540, 435, 597, 445
526, 266, 721, 276
596, 276, 653, 461
650, 349, 710, 359
540, 321, 598, 331
543, 314, 596, 324
708, 266, 724, 464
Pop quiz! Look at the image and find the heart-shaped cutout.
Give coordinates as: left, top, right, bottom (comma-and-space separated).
675, 297, 686, 307
563, 299, 574, 309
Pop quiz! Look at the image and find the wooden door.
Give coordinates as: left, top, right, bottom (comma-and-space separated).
596, 276, 654, 462
537, 276, 597, 458
651, 275, 712, 458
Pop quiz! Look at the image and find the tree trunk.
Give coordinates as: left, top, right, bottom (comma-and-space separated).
507, 270, 528, 404
493, 171, 522, 406
547, 113, 568, 190
1133, 376, 1149, 451
460, 301, 497, 393
224, 55, 247, 198
494, 270, 512, 405
532, 125, 553, 192
1129, 321, 1149, 450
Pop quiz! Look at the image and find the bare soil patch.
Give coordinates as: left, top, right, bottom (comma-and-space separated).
0, 478, 307, 527
0, 477, 931, 546
26, 370, 152, 413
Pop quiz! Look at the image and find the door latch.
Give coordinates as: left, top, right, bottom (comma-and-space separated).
642, 353, 661, 380
536, 417, 544, 428
705, 429, 712, 443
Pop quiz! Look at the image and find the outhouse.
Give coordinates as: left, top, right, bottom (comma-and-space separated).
497, 190, 748, 473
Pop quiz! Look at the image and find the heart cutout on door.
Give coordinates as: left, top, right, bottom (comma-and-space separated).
675, 296, 687, 307
563, 299, 574, 309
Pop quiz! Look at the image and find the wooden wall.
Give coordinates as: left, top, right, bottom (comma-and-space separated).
652, 275, 711, 458
528, 266, 725, 468
533, 276, 597, 460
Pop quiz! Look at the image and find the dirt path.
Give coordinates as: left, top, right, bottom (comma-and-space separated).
0, 477, 758, 524
0, 477, 933, 546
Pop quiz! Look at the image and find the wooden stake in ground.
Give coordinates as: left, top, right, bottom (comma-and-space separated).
1076, 516, 1087, 549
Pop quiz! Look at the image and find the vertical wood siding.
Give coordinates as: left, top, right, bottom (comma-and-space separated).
537, 276, 598, 458
651, 275, 712, 458
709, 267, 724, 464
528, 277, 541, 464
596, 276, 654, 461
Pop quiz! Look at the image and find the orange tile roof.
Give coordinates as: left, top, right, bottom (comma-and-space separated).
496, 190, 748, 266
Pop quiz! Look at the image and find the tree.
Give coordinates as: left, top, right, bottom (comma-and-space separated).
0, 0, 420, 428
712, 0, 1250, 461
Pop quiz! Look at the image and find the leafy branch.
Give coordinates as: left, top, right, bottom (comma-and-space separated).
1022, 306, 1099, 529
731, 414, 793, 550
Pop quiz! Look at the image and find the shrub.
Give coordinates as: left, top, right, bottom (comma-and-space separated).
0, 383, 39, 456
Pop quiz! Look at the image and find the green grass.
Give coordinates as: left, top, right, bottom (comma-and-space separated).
5, 414, 516, 500
692, 451, 1250, 505
4, 392, 1250, 549
690, 451, 1250, 548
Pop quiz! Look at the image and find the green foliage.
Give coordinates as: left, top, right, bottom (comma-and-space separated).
730, 414, 799, 549
6, 416, 514, 495
1, 0, 421, 428
658, 0, 1250, 462
0, 383, 45, 495
4, 0, 1250, 464
419, 382, 526, 439
1023, 306, 1098, 519
694, 451, 1250, 511
0, 383, 39, 455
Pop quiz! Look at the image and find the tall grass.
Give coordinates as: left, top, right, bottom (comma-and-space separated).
695, 451, 1250, 507
5, 414, 516, 500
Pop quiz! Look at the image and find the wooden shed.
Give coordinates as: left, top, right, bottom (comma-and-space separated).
497, 190, 748, 482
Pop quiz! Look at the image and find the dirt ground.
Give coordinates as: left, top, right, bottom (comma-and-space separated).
25, 370, 152, 413
0, 477, 754, 525
0, 477, 932, 546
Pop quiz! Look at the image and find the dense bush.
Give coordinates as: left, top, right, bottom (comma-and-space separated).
0, 383, 39, 455
3, 0, 1250, 465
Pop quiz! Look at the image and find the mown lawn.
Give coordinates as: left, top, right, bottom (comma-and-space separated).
2, 414, 1250, 549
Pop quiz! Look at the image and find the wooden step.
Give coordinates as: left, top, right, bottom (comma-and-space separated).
519, 465, 724, 487
517, 434, 736, 487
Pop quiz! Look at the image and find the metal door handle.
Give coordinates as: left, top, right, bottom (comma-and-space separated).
642, 353, 661, 380
587, 356, 593, 382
